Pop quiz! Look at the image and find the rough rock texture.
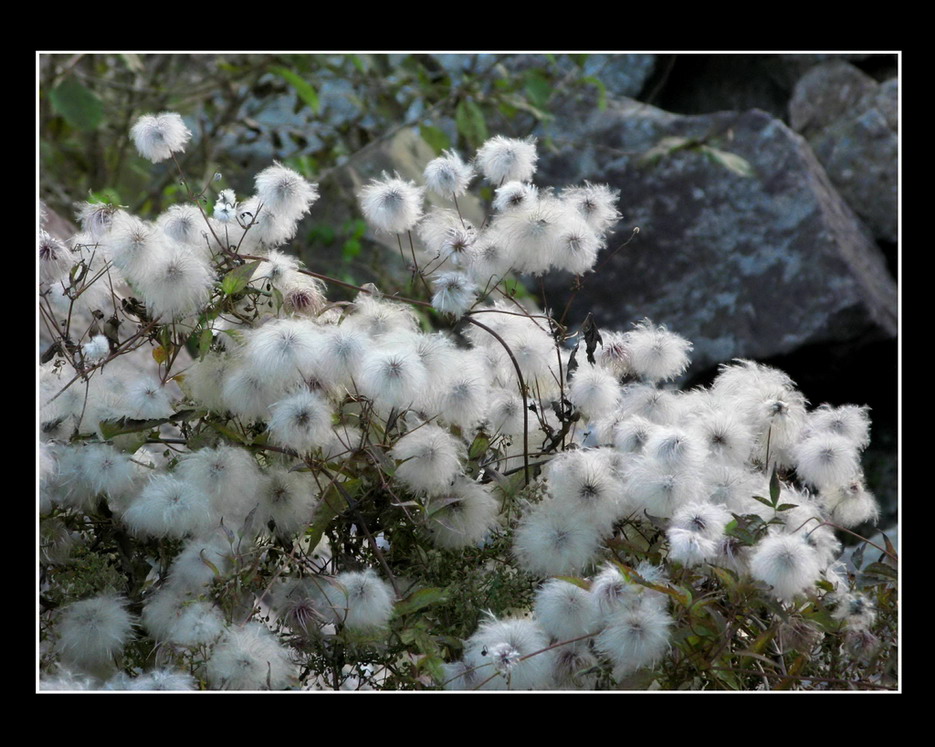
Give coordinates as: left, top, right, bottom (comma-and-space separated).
535, 96, 897, 375
790, 61, 898, 243
647, 54, 895, 121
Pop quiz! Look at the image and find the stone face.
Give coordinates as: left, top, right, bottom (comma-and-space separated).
535, 97, 897, 376
788, 60, 879, 137
789, 62, 898, 243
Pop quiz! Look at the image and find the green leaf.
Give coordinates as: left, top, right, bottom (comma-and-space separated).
582, 75, 607, 111
638, 136, 697, 166
881, 532, 897, 559
342, 238, 361, 260
749, 628, 775, 655
305, 482, 353, 553
455, 98, 488, 148
269, 66, 321, 113
221, 260, 261, 296
702, 145, 754, 177
523, 69, 552, 110
392, 587, 449, 618
419, 124, 450, 154
99, 417, 168, 440
468, 435, 489, 460
418, 655, 446, 684
769, 466, 781, 505
205, 420, 250, 445
862, 561, 898, 581
711, 566, 738, 590
199, 549, 221, 577
197, 328, 213, 360
50, 78, 104, 131
775, 503, 800, 512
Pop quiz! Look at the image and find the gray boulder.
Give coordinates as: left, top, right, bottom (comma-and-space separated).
535, 96, 897, 375
789, 61, 898, 243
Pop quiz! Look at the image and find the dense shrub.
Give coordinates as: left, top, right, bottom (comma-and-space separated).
38, 111, 897, 691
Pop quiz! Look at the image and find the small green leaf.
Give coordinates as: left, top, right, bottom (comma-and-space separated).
50, 78, 104, 131
775, 503, 800, 512
269, 66, 320, 113
455, 98, 488, 148
862, 561, 898, 581
749, 628, 775, 655
638, 136, 696, 166
882, 532, 897, 559
751, 495, 774, 508
392, 587, 449, 618
850, 542, 866, 570
711, 566, 738, 590
198, 329, 213, 360
99, 417, 168, 440
582, 75, 607, 111
523, 70, 552, 111
205, 420, 250, 445
769, 467, 781, 505
199, 549, 221, 577
419, 655, 446, 684
419, 124, 450, 154
468, 435, 489, 460
702, 145, 754, 177
221, 260, 261, 296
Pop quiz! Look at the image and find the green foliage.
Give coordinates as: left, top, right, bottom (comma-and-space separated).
40, 53, 603, 221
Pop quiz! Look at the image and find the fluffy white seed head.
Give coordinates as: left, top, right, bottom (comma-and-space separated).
39, 229, 73, 285
423, 149, 474, 197
254, 162, 319, 222
462, 616, 554, 690
81, 334, 110, 363
492, 180, 539, 212
130, 112, 192, 162
206, 622, 297, 690
431, 271, 478, 317
667, 527, 718, 567
749, 531, 822, 601
623, 319, 692, 383
534, 579, 601, 642
821, 478, 880, 528
259, 468, 319, 538
358, 172, 424, 233
805, 404, 872, 450
475, 136, 538, 185
391, 424, 463, 495
136, 246, 214, 321
157, 203, 207, 248
513, 500, 603, 576
244, 318, 323, 388
357, 346, 428, 412
424, 477, 499, 549
561, 182, 622, 235
122, 474, 213, 538
322, 569, 395, 631
545, 449, 624, 531
595, 604, 673, 679
793, 433, 862, 490
75, 201, 119, 240
568, 364, 621, 421
268, 388, 334, 454
55, 595, 135, 674
123, 376, 175, 420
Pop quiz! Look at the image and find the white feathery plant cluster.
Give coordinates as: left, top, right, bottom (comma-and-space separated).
38, 115, 894, 692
